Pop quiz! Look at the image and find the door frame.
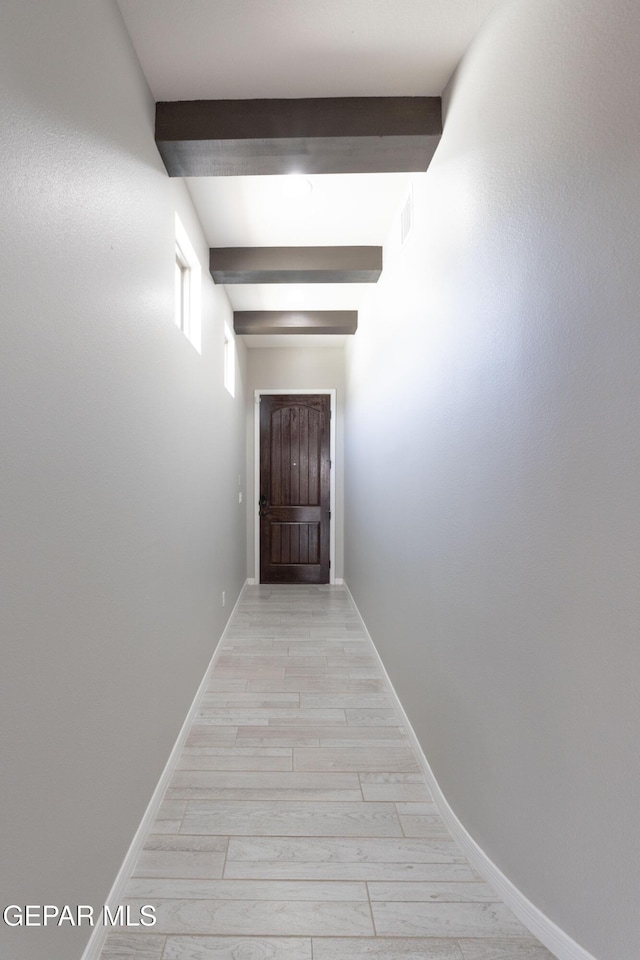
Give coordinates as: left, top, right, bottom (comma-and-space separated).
254, 388, 336, 585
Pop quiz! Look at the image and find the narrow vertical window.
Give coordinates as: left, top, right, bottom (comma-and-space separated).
174, 213, 202, 353
224, 322, 235, 397
175, 244, 190, 334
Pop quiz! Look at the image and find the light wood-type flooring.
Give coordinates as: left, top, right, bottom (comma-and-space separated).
101, 584, 555, 960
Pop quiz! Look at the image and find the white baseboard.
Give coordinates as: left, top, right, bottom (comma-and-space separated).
246, 578, 256, 585
80, 580, 250, 960
342, 582, 599, 960
334, 577, 345, 585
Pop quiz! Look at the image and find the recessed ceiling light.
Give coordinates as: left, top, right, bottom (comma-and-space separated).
281, 175, 313, 199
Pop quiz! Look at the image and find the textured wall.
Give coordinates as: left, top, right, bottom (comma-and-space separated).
245, 347, 346, 580
0, 3, 246, 958
344, 2, 640, 958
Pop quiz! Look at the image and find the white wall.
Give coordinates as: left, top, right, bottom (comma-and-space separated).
0, 3, 246, 958
344, 1, 640, 958
245, 347, 345, 580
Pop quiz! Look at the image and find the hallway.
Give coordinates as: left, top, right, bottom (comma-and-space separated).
3, 3, 640, 959
101, 586, 553, 960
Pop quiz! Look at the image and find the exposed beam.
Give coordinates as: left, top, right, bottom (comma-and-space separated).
156, 97, 441, 177
210, 246, 382, 285
234, 310, 357, 336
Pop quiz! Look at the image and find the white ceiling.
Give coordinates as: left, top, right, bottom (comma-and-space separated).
117, 0, 499, 101
189, 173, 415, 249
189, 171, 413, 316
117, 0, 500, 346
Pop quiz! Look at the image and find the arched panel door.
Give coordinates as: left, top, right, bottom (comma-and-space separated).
259, 394, 330, 583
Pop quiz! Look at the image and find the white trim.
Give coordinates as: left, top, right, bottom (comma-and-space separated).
80, 580, 250, 960
342, 581, 600, 960
253, 389, 337, 585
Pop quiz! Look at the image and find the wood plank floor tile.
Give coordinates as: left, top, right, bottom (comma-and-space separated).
247, 679, 386, 692
216, 700, 303, 709
142, 835, 228, 853
157, 799, 187, 821
123, 898, 375, 936
196, 709, 345, 721
294, 746, 419, 772
185, 727, 239, 747
219, 652, 328, 661
181, 800, 403, 836
195, 718, 268, 727
201, 693, 300, 703
284, 667, 379, 678
238, 725, 404, 741
180, 747, 291, 756
100, 934, 166, 959
223, 861, 479, 882
125, 878, 367, 901
176, 754, 292, 772
457, 940, 557, 959
163, 937, 312, 960
166, 771, 362, 801
361, 773, 427, 784
266, 717, 347, 726
395, 802, 439, 814
147, 819, 182, 834
361, 778, 432, 802
346, 708, 400, 725
312, 938, 464, 960
214, 667, 286, 679
300, 695, 393, 708
368, 881, 500, 902
226, 836, 468, 865
371, 901, 531, 938
239, 738, 322, 748
399, 815, 453, 838
319, 737, 409, 748
133, 835, 228, 880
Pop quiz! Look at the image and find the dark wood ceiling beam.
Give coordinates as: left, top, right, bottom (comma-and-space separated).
210, 246, 382, 284
156, 97, 441, 177
234, 310, 357, 336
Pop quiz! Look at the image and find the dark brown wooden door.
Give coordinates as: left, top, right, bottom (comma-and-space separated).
259, 394, 330, 584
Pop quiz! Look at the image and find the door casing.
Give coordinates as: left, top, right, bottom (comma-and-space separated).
254, 388, 336, 584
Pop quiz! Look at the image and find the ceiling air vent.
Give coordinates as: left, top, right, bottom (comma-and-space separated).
400, 187, 414, 245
